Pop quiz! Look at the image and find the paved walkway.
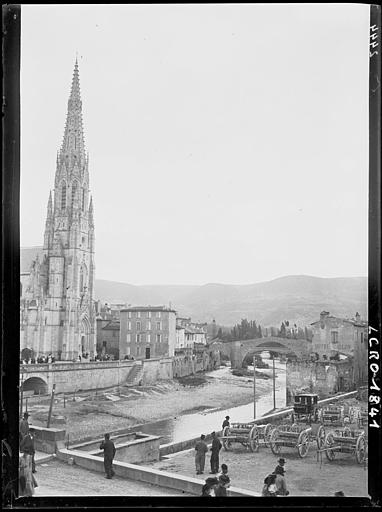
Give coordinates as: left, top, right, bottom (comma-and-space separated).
33, 460, 191, 496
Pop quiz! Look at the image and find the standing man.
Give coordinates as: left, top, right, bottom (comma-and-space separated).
274, 457, 286, 475
100, 433, 116, 479
222, 416, 230, 430
209, 431, 222, 474
195, 434, 208, 475
20, 430, 36, 474
19, 412, 30, 442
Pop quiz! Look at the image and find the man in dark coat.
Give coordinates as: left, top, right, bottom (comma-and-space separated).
274, 457, 286, 475
195, 434, 208, 475
222, 416, 230, 430
19, 412, 30, 442
209, 431, 222, 474
100, 433, 116, 479
20, 431, 36, 473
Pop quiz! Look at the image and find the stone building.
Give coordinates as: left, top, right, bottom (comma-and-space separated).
120, 306, 176, 360
311, 311, 368, 360
20, 60, 96, 360
96, 319, 120, 360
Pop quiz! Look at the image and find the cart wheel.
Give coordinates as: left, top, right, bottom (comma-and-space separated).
264, 424, 273, 447
270, 428, 281, 455
249, 426, 259, 453
316, 425, 325, 449
324, 432, 336, 461
222, 426, 231, 451
356, 434, 366, 464
297, 430, 310, 458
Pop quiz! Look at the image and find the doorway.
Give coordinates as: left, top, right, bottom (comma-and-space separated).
145, 347, 150, 359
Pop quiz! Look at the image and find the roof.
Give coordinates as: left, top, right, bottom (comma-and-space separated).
102, 320, 120, 330
311, 315, 367, 326
20, 246, 44, 274
120, 306, 177, 313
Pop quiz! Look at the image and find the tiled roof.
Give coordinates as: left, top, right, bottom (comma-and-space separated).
120, 306, 177, 313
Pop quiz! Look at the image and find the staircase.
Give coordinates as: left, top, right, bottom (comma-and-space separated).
125, 364, 144, 387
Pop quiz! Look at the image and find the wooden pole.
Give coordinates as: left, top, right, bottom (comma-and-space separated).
63, 393, 66, 408
272, 355, 276, 410
47, 384, 56, 428
253, 355, 256, 419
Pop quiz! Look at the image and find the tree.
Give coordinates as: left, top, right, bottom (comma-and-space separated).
280, 322, 286, 338
217, 328, 223, 339
258, 325, 262, 338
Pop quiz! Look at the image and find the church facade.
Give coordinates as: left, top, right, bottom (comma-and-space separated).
20, 60, 96, 361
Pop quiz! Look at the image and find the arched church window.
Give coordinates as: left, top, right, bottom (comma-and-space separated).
61, 183, 67, 210
71, 181, 78, 208
82, 188, 85, 211
79, 267, 84, 293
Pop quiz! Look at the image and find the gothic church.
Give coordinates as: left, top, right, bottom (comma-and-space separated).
20, 60, 96, 360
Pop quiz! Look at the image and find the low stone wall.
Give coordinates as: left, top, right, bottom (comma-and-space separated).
29, 425, 66, 454
57, 448, 259, 496
141, 358, 173, 384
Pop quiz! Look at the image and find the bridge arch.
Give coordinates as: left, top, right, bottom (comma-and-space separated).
23, 377, 48, 395
227, 337, 311, 369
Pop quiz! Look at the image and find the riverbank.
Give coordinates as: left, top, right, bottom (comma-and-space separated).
28, 367, 277, 441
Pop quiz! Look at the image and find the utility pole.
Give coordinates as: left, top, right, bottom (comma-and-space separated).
253, 355, 256, 419
47, 384, 56, 428
272, 355, 276, 410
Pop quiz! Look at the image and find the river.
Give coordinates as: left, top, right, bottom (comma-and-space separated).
124, 358, 286, 444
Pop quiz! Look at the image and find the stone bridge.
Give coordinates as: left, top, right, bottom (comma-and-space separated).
211, 337, 312, 369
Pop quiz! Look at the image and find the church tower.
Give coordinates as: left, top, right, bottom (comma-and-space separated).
21, 60, 96, 360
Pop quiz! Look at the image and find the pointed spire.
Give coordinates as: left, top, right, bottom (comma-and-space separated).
59, 59, 86, 164
47, 191, 52, 213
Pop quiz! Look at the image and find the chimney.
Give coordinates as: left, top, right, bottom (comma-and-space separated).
355, 312, 361, 322
320, 311, 330, 321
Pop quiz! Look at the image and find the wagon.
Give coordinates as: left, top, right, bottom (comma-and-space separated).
221, 423, 259, 452
318, 428, 367, 464
319, 404, 345, 427
245, 423, 274, 451
268, 423, 313, 458
292, 393, 320, 423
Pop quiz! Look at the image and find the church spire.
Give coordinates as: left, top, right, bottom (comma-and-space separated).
59, 59, 86, 165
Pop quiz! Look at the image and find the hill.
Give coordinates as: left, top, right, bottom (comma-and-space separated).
94, 275, 367, 327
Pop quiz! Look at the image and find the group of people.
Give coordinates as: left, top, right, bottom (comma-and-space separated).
19, 412, 38, 496
20, 354, 55, 364
261, 457, 289, 496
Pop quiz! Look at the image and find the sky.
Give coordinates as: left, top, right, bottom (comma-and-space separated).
20, 4, 370, 286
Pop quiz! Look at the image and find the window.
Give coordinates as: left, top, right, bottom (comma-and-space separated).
61, 183, 67, 210
156, 322, 161, 330
137, 334, 141, 343
60, 320, 64, 326
71, 181, 78, 208
127, 311, 132, 319
136, 321, 141, 331
360, 332, 364, 344
156, 311, 161, 318
137, 311, 141, 318
147, 334, 151, 343
331, 332, 338, 344
147, 321, 151, 331
127, 321, 131, 330
103, 341, 107, 348
147, 311, 151, 318
126, 334, 131, 343
156, 334, 161, 343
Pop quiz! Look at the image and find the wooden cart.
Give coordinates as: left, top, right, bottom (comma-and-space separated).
318, 428, 367, 464
269, 423, 313, 458
221, 423, 259, 452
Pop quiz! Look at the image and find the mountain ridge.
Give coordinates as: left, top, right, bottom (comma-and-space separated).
94, 274, 367, 327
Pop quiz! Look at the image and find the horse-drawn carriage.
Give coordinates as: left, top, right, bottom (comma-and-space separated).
291, 394, 320, 423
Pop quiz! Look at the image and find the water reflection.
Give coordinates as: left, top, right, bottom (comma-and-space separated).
127, 360, 286, 444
